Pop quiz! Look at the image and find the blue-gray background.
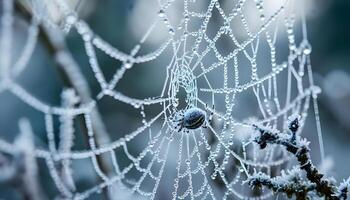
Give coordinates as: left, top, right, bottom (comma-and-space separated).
0, 0, 349, 199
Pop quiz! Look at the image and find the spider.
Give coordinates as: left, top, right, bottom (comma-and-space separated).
173, 104, 214, 132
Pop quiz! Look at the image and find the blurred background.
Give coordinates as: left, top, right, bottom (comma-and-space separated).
0, 0, 350, 199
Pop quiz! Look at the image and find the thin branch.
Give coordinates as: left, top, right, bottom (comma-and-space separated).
246, 167, 316, 200
13, 1, 113, 198
249, 116, 350, 200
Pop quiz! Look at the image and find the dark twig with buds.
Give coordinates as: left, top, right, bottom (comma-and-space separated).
247, 116, 350, 200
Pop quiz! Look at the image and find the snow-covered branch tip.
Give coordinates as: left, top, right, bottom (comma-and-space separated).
246, 167, 316, 200
248, 116, 350, 200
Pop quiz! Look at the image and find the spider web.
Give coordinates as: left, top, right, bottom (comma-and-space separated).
0, 0, 324, 199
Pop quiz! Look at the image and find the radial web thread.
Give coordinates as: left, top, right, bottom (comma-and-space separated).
0, 0, 324, 199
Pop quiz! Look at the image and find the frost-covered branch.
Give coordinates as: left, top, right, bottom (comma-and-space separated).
337, 178, 350, 200
58, 89, 79, 192
248, 116, 350, 200
14, 0, 112, 173
15, 118, 47, 200
0, 119, 47, 200
246, 167, 316, 200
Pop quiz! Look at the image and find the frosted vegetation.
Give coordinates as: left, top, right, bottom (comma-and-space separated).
0, 0, 348, 199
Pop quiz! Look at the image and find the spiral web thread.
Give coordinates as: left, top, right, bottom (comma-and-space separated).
0, 0, 324, 199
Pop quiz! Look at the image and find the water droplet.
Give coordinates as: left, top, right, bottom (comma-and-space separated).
183, 31, 189, 37
303, 43, 312, 55
124, 60, 132, 69
260, 14, 265, 20
82, 33, 92, 41
158, 10, 165, 17
169, 28, 175, 35
66, 15, 77, 24
298, 71, 304, 77
163, 18, 168, 24
211, 174, 216, 180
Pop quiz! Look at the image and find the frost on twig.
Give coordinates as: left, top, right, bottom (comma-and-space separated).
248, 115, 350, 200
58, 89, 79, 192
0, 121, 50, 198
0, 153, 18, 184
246, 167, 316, 199
13, 118, 47, 200
337, 178, 350, 200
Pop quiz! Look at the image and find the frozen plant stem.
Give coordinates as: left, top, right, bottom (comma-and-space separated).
247, 168, 316, 199
248, 117, 350, 200
13, 1, 113, 198
14, 118, 47, 200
